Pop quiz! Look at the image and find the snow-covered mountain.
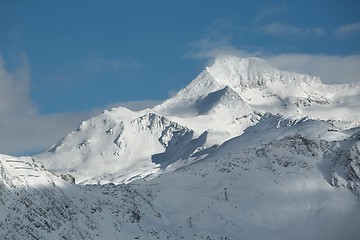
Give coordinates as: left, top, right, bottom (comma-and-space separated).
2, 55, 359, 239
1, 114, 360, 239
35, 55, 360, 185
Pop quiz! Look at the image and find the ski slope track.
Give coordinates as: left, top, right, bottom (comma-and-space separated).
1, 55, 360, 239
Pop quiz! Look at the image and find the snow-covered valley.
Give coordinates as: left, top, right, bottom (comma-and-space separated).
1, 55, 359, 239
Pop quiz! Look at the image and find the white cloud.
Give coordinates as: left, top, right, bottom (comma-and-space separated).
261, 22, 325, 38
335, 22, 360, 37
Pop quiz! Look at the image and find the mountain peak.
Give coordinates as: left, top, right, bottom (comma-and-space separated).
206, 55, 322, 89
211, 55, 270, 69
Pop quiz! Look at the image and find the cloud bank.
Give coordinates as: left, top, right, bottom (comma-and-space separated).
255, 5, 287, 22
261, 23, 325, 38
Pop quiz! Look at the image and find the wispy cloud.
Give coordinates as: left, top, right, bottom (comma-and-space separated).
184, 36, 267, 68
334, 22, 360, 37
185, 14, 327, 65
184, 17, 254, 62
261, 22, 325, 38
185, 15, 359, 84
184, 37, 360, 85
206, 17, 237, 37
255, 5, 287, 22
0, 53, 35, 116
84, 56, 141, 73
52, 55, 141, 84
185, 37, 238, 60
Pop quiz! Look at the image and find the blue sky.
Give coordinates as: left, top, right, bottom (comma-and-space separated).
0, 0, 359, 155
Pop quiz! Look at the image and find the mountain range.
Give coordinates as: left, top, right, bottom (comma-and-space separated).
1, 55, 359, 239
